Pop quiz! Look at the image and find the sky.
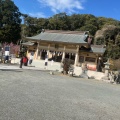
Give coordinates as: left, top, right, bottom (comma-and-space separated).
13, 0, 120, 21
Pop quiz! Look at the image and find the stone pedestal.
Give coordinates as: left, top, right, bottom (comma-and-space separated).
101, 59, 111, 81
80, 70, 89, 79
102, 69, 109, 80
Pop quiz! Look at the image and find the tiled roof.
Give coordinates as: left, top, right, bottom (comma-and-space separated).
26, 31, 88, 44
91, 45, 106, 54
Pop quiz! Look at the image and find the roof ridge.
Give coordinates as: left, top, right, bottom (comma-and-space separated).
44, 30, 88, 35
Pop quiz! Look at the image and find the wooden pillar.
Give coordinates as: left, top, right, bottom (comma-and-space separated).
26, 49, 29, 57
35, 42, 39, 59
62, 46, 66, 61
39, 51, 42, 59
96, 54, 99, 66
47, 44, 50, 58
36, 49, 38, 59
74, 45, 79, 66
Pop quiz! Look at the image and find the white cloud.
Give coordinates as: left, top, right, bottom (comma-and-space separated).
28, 12, 46, 18
37, 0, 85, 14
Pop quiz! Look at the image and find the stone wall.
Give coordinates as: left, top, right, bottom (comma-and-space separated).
74, 66, 105, 80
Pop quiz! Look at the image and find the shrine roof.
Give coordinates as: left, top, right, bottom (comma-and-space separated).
91, 45, 106, 54
26, 31, 88, 44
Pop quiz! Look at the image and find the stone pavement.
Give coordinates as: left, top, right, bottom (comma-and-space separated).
0, 58, 105, 80
0, 69, 120, 120
0, 58, 61, 71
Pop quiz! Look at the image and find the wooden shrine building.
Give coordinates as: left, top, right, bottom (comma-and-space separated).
22, 30, 106, 71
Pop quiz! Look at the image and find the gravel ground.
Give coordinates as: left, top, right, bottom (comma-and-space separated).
0, 69, 120, 120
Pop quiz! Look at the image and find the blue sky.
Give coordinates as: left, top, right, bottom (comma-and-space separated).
13, 0, 120, 21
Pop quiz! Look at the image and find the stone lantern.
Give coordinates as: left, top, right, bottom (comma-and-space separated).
102, 58, 111, 80
104, 59, 111, 70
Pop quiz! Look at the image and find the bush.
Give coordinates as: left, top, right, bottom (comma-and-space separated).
62, 58, 73, 74
110, 59, 120, 70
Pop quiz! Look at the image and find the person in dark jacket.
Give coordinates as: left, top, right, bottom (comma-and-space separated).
97, 57, 103, 72
19, 57, 23, 68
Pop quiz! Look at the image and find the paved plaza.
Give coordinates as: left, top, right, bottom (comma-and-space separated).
0, 67, 120, 120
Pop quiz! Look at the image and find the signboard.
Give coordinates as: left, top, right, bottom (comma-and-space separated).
87, 64, 96, 71
5, 51, 9, 56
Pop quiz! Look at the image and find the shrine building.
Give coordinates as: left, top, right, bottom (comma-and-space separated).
22, 30, 106, 71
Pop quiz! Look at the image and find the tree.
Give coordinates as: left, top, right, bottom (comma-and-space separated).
0, 0, 21, 43
80, 24, 97, 36
22, 14, 49, 37
97, 17, 120, 29
95, 25, 120, 60
94, 30, 105, 45
115, 34, 120, 47
48, 13, 70, 30
69, 14, 84, 30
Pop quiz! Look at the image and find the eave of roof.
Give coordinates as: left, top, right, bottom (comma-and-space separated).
21, 41, 34, 46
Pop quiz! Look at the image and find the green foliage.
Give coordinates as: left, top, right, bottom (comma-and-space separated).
80, 24, 97, 35
69, 14, 85, 30
22, 15, 49, 36
20, 12, 120, 60
0, 0, 21, 43
95, 25, 120, 60
105, 43, 120, 59
22, 13, 120, 37
116, 34, 120, 46
95, 37, 105, 45
62, 58, 73, 74
48, 13, 70, 30
97, 17, 120, 29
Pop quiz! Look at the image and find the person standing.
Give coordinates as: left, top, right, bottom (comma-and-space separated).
97, 57, 103, 72
19, 57, 23, 68
23, 55, 28, 66
82, 63, 88, 74
44, 56, 48, 69
29, 54, 34, 65
4, 46, 10, 63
